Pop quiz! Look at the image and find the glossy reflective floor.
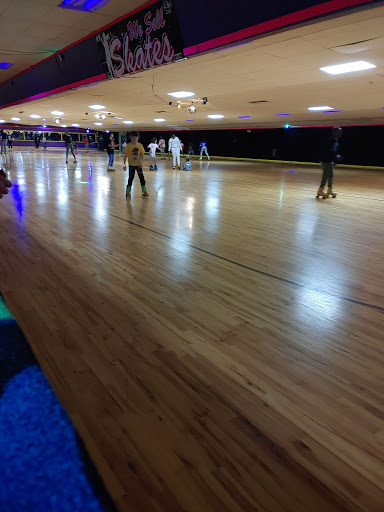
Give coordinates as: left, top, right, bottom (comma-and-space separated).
1, 148, 384, 512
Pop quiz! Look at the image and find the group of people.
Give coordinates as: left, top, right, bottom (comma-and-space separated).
1, 130, 15, 153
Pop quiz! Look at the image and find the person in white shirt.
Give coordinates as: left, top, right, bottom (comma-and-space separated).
148, 138, 159, 171
158, 137, 166, 159
168, 134, 182, 169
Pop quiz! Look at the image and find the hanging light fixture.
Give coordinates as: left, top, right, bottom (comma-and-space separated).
187, 105, 197, 114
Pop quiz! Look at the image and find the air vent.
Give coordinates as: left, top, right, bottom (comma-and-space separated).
156, 110, 166, 113
248, 100, 270, 104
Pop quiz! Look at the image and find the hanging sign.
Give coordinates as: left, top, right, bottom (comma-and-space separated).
96, 1, 184, 79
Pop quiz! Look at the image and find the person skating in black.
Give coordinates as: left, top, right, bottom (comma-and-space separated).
317, 126, 342, 198
63, 131, 77, 164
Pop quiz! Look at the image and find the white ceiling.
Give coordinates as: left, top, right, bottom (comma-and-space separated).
0, 0, 144, 81
2, 3, 384, 129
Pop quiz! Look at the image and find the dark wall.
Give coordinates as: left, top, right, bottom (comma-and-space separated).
134, 126, 384, 166
174, 0, 376, 49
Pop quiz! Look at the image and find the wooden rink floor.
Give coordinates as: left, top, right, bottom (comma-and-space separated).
1, 148, 384, 512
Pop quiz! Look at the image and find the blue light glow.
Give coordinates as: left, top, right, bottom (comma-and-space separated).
284, 124, 291, 129
276, 113, 290, 116
0, 62, 13, 70
324, 110, 342, 113
238, 116, 251, 119
58, 0, 112, 12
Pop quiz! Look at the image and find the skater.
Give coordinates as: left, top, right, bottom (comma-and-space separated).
63, 131, 77, 164
34, 133, 40, 151
1, 130, 7, 153
199, 140, 210, 160
180, 140, 185, 157
147, 137, 159, 170
158, 137, 166, 159
168, 133, 182, 169
107, 133, 116, 171
88, 136, 93, 152
181, 158, 192, 171
41, 135, 47, 150
123, 131, 148, 199
7, 133, 13, 151
317, 126, 342, 199
99, 135, 104, 151
187, 143, 194, 156
84, 136, 89, 151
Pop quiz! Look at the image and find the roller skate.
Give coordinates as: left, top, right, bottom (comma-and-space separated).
154, 165, 158, 171
327, 187, 337, 198
316, 187, 328, 199
126, 186, 131, 199
141, 186, 149, 198
150, 165, 154, 171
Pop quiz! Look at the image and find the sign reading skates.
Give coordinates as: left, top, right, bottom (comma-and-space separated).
96, 0, 185, 78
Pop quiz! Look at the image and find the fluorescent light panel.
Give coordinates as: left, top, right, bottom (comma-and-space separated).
308, 106, 333, 111
167, 91, 195, 98
320, 61, 376, 75
89, 104, 106, 110
51, 110, 64, 115
207, 114, 224, 119
154, 118, 166, 122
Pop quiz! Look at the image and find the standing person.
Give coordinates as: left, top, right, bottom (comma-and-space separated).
158, 137, 166, 159
107, 133, 116, 172
1, 130, 8, 153
88, 136, 93, 152
63, 131, 77, 164
199, 140, 210, 160
84, 136, 89, 151
7, 133, 13, 151
180, 140, 185, 157
99, 135, 104, 152
147, 137, 159, 171
123, 131, 148, 199
187, 143, 194, 156
317, 126, 342, 199
41, 134, 47, 150
168, 133, 182, 169
34, 133, 40, 151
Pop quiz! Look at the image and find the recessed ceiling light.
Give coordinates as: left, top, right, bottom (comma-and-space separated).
123, 120, 133, 124
320, 61, 376, 75
0, 119, 5, 123
115, 116, 123, 119
72, 123, 80, 127
30, 114, 41, 118
43, 125, 47, 128
51, 110, 64, 116
167, 91, 195, 99
89, 104, 106, 110
60, 124, 67, 127
207, 114, 224, 119
238, 116, 251, 119
11, 117, 20, 121
94, 122, 103, 126
154, 118, 166, 122
308, 106, 333, 111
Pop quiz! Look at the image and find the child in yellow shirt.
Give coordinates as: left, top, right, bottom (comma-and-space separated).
123, 131, 148, 199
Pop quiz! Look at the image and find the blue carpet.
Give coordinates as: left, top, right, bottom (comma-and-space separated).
0, 296, 117, 512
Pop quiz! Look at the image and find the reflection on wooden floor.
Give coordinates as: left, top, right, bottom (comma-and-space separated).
1, 148, 384, 512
